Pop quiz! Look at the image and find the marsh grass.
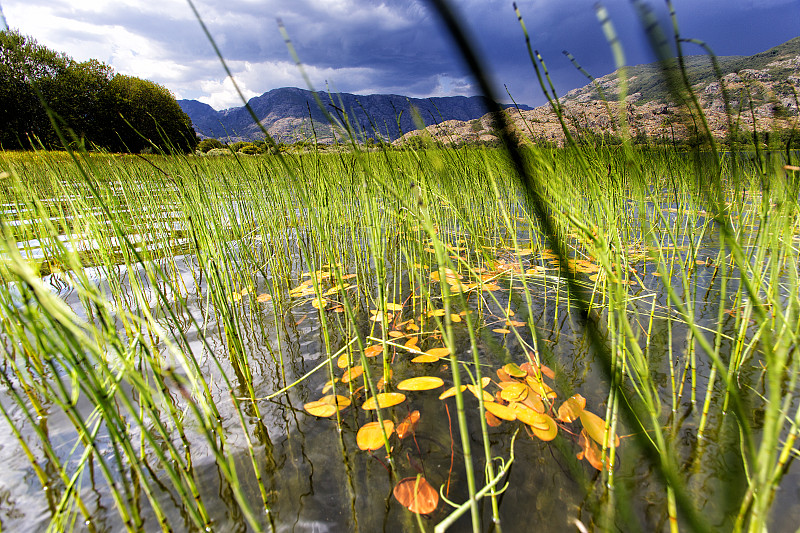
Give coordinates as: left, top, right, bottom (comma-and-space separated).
1, 1, 800, 531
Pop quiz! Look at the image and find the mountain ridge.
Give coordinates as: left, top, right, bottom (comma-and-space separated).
399, 36, 800, 147
178, 88, 532, 142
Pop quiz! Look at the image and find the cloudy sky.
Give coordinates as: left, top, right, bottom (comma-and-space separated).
2, 0, 798, 110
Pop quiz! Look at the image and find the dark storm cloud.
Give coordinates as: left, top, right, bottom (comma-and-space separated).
3, 0, 798, 109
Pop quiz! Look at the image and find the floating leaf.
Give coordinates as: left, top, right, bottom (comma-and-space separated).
337, 354, 350, 369
450, 313, 462, 322
580, 409, 619, 447
397, 377, 444, 391
499, 382, 529, 403
357, 420, 395, 450
482, 283, 501, 291
386, 302, 404, 312
256, 293, 272, 303
521, 361, 555, 380
529, 412, 558, 441
557, 394, 586, 423
503, 363, 526, 378
506, 320, 526, 327
577, 429, 609, 471
364, 344, 384, 358
362, 392, 406, 410
438, 385, 467, 400
427, 308, 446, 317
322, 378, 338, 394
466, 384, 494, 402
426, 347, 450, 358
304, 401, 336, 417
311, 298, 325, 310
492, 328, 511, 334
397, 410, 421, 439
525, 376, 557, 399
485, 411, 503, 427
370, 311, 388, 322
447, 281, 466, 292
484, 401, 516, 421
496, 368, 513, 382
404, 337, 420, 350
341, 366, 363, 384
393, 476, 439, 514
407, 322, 420, 332
513, 404, 550, 430
520, 394, 545, 413
389, 330, 404, 338
411, 354, 440, 363
320, 395, 351, 409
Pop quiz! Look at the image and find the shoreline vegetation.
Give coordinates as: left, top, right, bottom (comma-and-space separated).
1, 1, 799, 532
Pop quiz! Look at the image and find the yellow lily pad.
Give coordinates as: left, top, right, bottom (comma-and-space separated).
503, 363, 526, 378
438, 385, 467, 399
580, 409, 619, 447
411, 354, 441, 363
557, 394, 586, 423
484, 401, 516, 421
319, 395, 351, 408
529, 412, 558, 441
341, 366, 363, 384
397, 376, 445, 391
364, 344, 384, 358
357, 420, 395, 450
513, 403, 550, 430
466, 384, 494, 402
426, 347, 450, 358
526, 376, 557, 399
304, 401, 337, 417
499, 382, 529, 402
362, 392, 406, 410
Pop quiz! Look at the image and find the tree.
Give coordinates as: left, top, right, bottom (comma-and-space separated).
0, 29, 197, 152
0, 30, 67, 148
100, 75, 197, 153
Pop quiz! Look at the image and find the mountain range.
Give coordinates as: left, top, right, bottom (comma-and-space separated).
399, 36, 800, 146
180, 36, 799, 146
178, 88, 532, 143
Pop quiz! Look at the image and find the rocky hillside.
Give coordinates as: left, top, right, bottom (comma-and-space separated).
178, 88, 531, 143
398, 36, 800, 147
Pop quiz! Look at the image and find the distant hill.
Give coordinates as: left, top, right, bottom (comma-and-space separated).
399, 36, 800, 146
178, 88, 532, 143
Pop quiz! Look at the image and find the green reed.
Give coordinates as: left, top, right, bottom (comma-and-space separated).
2, 138, 799, 531
1, 13, 800, 529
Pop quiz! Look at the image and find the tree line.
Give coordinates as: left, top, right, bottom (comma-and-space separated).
0, 30, 197, 153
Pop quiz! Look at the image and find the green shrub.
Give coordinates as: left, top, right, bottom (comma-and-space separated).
239, 143, 261, 155
197, 138, 224, 152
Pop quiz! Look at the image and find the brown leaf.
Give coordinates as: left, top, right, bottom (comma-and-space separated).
557, 394, 586, 423
397, 410, 421, 439
393, 476, 439, 514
